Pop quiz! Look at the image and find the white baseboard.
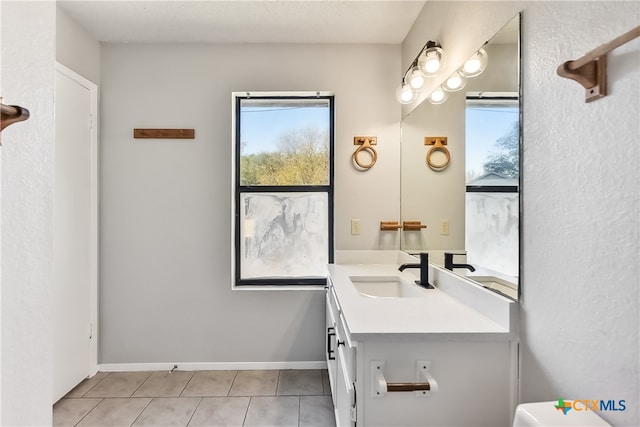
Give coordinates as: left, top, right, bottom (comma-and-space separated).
98, 361, 328, 372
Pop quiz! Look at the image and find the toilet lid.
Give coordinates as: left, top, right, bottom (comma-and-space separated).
513, 402, 612, 427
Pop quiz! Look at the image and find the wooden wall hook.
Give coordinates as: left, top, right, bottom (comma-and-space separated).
353, 136, 378, 170
556, 25, 639, 103
424, 137, 450, 171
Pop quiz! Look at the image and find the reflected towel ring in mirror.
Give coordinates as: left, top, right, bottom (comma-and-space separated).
424, 137, 450, 171
353, 136, 378, 170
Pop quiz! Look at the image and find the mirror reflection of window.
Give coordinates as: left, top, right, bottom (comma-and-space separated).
465, 92, 519, 183
465, 93, 519, 278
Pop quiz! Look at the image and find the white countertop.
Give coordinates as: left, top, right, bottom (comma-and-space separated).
327, 263, 516, 341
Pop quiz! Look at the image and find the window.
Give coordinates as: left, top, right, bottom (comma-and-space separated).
465, 92, 519, 276
232, 93, 334, 287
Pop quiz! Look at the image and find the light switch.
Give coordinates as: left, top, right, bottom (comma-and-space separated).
351, 219, 361, 235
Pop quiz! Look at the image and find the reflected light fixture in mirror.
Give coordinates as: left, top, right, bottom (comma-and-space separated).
428, 87, 448, 104
460, 48, 489, 77
442, 71, 468, 92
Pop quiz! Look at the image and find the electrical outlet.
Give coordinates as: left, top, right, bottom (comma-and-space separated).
439, 219, 449, 235
351, 219, 361, 235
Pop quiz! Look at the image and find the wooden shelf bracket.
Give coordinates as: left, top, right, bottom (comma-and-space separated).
557, 25, 639, 103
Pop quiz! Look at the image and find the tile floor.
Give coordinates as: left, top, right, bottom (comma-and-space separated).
54, 369, 336, 427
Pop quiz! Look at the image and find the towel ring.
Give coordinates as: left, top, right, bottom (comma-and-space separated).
353, 137, 378, 170
424, 137, 450, 171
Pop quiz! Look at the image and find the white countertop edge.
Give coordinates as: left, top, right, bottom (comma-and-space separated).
348, 331, 518, 342
327, 262, 518, 339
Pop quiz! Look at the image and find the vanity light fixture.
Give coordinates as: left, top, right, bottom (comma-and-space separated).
460, 48, 488, 78
442, 71, 468, 92
396, 40, 445, 104
427, 87, 448, 104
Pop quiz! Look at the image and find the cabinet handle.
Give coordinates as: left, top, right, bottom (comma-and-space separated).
337, 340, 345, 347
386, 382, 431, 392
327, 327, 336, 360
371, 360, 439, 398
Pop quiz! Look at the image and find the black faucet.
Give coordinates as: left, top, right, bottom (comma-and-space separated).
398, 253, 434, 289
444, 252, 476, 272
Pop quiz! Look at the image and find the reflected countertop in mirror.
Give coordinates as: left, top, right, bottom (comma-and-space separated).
400, 14, 521, 300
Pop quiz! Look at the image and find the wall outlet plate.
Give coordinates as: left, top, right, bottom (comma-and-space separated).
351, 219, 361, 235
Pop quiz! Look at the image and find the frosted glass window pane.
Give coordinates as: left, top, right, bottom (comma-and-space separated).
240, 192, 329, 279
465, 192, 519, 276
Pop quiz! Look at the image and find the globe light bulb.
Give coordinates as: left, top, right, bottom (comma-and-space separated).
428, 87, 448, 104
460, 48, 488, 78
418, 46, 445, 77
407, 67, 425, 90
423, 51, 441, 74
464, 58, 481, 74
442, 71, 467, 92
396, 82, 417, 104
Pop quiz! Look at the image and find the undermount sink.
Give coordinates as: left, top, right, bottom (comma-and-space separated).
469, 276, 517, 299
349, 275, 427, 298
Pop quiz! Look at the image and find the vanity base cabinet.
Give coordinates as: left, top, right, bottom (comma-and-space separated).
355, 340, 514, 427
326, 283, 516, 426
326, 285, 357, 427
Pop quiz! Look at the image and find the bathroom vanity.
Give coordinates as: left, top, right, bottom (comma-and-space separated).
326, 251, 519, 427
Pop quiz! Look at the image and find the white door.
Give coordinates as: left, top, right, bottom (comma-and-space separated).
53, 64, 98, 402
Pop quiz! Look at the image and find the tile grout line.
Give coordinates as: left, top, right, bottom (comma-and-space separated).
129, 371, 154, 398
128, 397, 154, 427
176, 370, 197, 397
184, 396, 203, 427
78, 372, 111, 398
275, 369, 282, 396
228, 370, 239, 397
241, 396, 252, 427
72, 397, 103, 427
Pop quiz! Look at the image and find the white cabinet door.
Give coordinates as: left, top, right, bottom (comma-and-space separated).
325, 290, 338, 404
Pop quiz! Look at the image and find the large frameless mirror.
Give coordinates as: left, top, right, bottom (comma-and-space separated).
400, 14, 521, 300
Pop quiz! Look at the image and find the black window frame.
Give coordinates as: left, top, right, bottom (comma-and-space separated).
233, 93, 335, 287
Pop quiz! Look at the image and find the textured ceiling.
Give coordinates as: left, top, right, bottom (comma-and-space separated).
58, 0, 427, 44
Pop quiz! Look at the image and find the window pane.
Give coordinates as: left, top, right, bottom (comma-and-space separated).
465, 95, 519, 277
465, 192, 519, 276
465, 99, 519, 184
239, 192, 329, 280
239, 98, 330, 186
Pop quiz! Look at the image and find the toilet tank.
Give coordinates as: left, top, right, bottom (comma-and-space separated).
513, 401, 612, 426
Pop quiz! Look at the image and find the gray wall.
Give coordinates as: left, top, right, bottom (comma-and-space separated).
99, 43, 401, 364
520, 3, 638, 426
403, 2, 639, 426
56, 6, 101, 84
1, 1, 56, 425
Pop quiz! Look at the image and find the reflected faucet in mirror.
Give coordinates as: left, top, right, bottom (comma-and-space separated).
444, 252, 476, 272
398, 253, 434, 289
